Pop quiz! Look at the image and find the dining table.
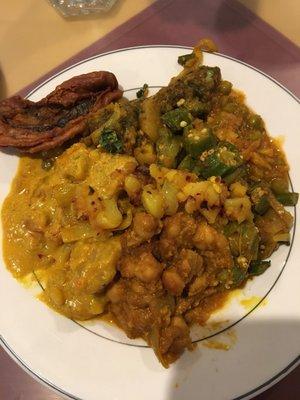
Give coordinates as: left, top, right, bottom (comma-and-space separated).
0, 0, 299, 399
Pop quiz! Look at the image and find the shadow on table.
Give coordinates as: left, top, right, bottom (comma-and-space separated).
164, 318, 300, 400
0, 348, 63, 400
214, 0, 259, 31
152, 0, 299, 75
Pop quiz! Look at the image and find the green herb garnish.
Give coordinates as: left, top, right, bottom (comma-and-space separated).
99, 128, 123, 154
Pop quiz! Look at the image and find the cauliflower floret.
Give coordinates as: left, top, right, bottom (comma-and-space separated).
88, 151, 137, 199
230, 182, 248, 198
224, 197, 253, 223
57, 143, 90, 182
182, 179, 227, 208
150, 164, 197, 190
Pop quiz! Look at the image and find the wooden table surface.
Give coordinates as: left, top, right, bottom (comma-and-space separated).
0, 0, 155, 98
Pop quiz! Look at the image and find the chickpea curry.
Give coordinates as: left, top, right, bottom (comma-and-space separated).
2, 40, 298, 367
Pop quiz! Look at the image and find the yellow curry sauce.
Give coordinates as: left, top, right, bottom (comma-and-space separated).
2, 145, 137, 319
2, 145, 228, 320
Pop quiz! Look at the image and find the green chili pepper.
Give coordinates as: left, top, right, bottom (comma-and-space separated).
275, 192, 298, 206
250, 186, 270, 215
156, 128, 183, 168
178, 154, 196, 171
185, 99, 211, 117
224, 221, 259, 261
201, 141, 243, 178
184, 127, 216, 157
193, 163, 204, 176
241, 222, 260, 261
248, 260, 271, 277
161, 108, 192, 132
254, 195, 270, 215
270, 178, 289, 195
223, 221, 239, 237
223, 165, 248, 185
231, 266, 247, 287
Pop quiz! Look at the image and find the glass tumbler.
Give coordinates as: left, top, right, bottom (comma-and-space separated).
49, 0, 118, 16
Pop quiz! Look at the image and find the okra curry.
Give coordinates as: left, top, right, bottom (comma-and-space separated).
2, 40, 298, 367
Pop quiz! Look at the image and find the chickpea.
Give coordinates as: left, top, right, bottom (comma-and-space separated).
135, 252, 162, 283
158, 238, 176, 260
162, 269, 185, 296
132, 212, 158, 241
107, 282, 124, 304
188, 275, 208, 296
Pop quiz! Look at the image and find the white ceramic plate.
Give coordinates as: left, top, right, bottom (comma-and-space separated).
0, 46, 299, 400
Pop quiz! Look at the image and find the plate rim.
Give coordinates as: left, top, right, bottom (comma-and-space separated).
1, 44, 299, 400
24, 44, 300, 104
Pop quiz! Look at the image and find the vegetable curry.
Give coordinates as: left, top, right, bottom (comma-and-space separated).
2, 40, 298, 367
